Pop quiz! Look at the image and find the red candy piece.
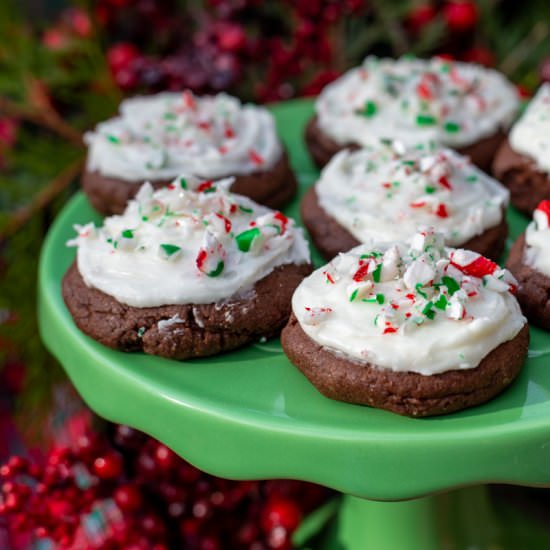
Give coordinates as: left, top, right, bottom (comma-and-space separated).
353, 261, 370, 282
536, 200, 550, 225
438, 176, 452, 190
453, 255, 497, 277
435, 203, 449, 218
215, 213, 232, 233
197, 180, 214, 192
248, 149, 264, 165
274, 211, 289, 234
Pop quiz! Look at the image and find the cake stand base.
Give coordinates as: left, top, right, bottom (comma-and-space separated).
332, 494, 439, 550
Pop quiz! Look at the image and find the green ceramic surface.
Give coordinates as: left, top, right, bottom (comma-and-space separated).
39, 99, 550, 501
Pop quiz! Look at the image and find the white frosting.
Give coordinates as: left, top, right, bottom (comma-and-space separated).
524, 200, 550, 276
68, 176, 310, 307
316, 56, 519, 149
292, 229, 524, 375
316, 144, 509, 246
509, 84, 550, 173
84, 91, 282, 181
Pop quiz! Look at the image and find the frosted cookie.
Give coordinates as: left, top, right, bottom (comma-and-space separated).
301, 142, 509, 260
306, 56, 519, 171
493, 84, 550, 214
282, 229, 528, 417
83, 91, 297, 214
63, 175, 311, 359
507, 200, 550, 328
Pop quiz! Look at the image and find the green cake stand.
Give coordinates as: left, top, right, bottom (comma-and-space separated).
38, 99, 550, 549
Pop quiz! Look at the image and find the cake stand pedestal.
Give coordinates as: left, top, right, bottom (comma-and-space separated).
38, 100, 550, 549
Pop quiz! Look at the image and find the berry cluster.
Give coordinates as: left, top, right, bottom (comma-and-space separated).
0, 425, 330, 549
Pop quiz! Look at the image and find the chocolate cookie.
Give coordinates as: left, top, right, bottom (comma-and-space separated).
506, 232, 550, 329
300, 182, 508, 262
305, 115, 505, 172
63, 262, 311, 360
82, 150, 298, 216
282, 315, 529, 417
492, 139, 550, 215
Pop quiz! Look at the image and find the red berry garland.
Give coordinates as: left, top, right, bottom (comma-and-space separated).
0, 425, 331, 549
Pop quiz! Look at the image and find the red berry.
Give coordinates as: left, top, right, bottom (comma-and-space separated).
516, 84, 532, 99
142, 513, 166, 537
114, 484, 143, 511
443, 1, 478, 32
217, 23, 247, 52
114, 67, 139, 91
154, 444, 177, 470
178, 463, 202, 484
93, 452, 123, 480
107, 42, 140, 73
462, 46, 495, 67
43, 28, 70, 50
66, 7, 92, 37
8, 456, 28, 473
180, 517, 200, 537
200, 535, 221, 550
261, 498, 302, 534
192, 497, 212, 520
405, 4, 437, 34
267, 526, 292, 550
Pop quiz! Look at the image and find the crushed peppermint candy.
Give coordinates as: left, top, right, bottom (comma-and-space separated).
315, 141, 509, 248
84, 90, 282, 182
67, 174, 309, 308
296, 228, 518, 335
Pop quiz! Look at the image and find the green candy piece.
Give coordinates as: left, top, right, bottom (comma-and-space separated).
179, 177, 188, 189
236, 227, 261, 252
160, 244, 181, 258
359, 100, 377, 118
444, 121, 460, 133
442, 275, 460, 295
416, 114, 436, 126
422, 302, 435, 320
207, 260, 224, 277
372, 264, 382, 283
122, 229, 134, 239
434, 294, 448, 310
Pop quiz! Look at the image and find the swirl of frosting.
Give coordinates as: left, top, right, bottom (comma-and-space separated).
523, 200, 550, 277
68, 175, 310, 307
292, 229, 524, 375
84, 91, 282, 181
316, 56, 519, 148
509, 84, 550, 173
316, 142, 509, 246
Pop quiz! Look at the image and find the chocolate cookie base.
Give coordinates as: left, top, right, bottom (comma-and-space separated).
82, 150, 298, 216
507, 232, 550, 329
492, 139, 550, 215
300, 186, 508, 261
281, 315, 529, 417
62, 261, 311, 360
304, 116, 506, 172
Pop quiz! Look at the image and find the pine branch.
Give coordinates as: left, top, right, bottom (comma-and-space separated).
0, 158, 84, 240
0, 95, 84, 148
500, 22, 550, 76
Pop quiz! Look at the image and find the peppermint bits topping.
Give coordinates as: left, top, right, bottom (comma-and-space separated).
534, 200, 550, 230
298, 229, 518, 338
